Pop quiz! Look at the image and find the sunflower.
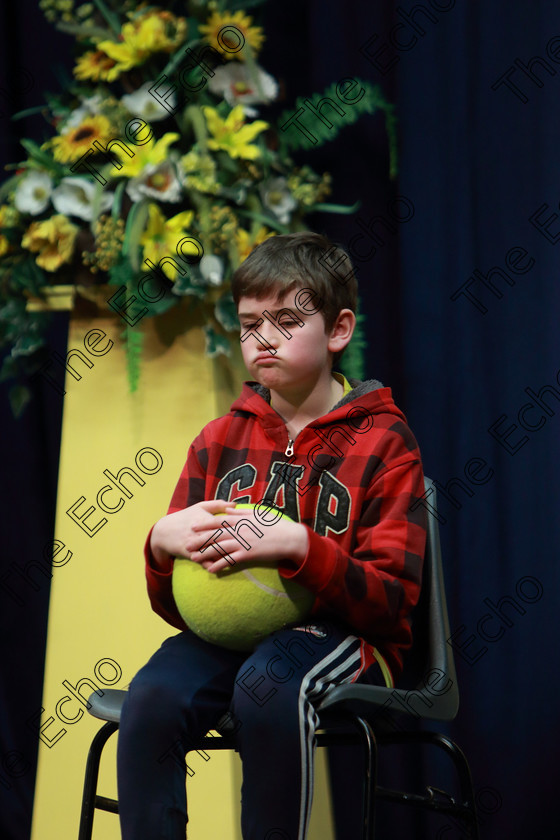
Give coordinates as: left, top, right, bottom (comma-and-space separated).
74, 50, 119, 83
51, 115, 112, 164
199, 10, 265, 61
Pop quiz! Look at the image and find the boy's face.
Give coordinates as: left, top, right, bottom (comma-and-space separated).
237, 289, 348, 396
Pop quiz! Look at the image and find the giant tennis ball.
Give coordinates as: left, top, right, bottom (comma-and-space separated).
171, 504, 314, 651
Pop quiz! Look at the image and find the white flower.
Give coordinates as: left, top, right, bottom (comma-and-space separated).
14, 171, 53, 215
122, 82, 176, 123
63, 95, 104, 129
51, 177, 114, 221
259, 177, 297, 224
83, 94, 104, 114
126, 160, 183, 203
200, 255, 224, 286
208, 64, 278, 116
64, 106, 90, 129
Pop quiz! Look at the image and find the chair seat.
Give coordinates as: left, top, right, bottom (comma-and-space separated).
87, 689, 239, 736
88, 689, 127, 722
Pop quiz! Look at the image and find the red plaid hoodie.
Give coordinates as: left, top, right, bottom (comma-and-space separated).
145, 378, 427, 682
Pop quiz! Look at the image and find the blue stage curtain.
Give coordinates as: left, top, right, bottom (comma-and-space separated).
278, 1, 560, 837
397, 2, 560, 836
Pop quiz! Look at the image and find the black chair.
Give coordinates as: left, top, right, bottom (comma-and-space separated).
78, 478, 478, 840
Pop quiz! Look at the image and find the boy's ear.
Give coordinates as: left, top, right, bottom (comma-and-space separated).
327, 309, 356, 355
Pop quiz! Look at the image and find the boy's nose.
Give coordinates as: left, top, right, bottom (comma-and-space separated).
240, 319, 282, 355
255, 319, 282, 350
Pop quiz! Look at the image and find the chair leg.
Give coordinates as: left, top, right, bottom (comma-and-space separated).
422, 732, 479, 840
78, 721, 119, 840
377, 730, 479, 839
352, 716, 378, 840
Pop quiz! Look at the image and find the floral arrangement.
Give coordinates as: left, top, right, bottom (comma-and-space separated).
0, 0, 395, 415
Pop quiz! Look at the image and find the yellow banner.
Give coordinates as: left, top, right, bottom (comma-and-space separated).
31, 303, 335, 839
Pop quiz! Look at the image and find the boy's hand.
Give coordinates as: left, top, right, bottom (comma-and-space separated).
188, 507, 309, 574
150, 500, 238, 570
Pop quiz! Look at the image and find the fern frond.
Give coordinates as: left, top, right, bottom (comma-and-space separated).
278, 80, 397, 177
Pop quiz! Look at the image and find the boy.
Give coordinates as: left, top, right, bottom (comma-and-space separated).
117, 232, 427, 840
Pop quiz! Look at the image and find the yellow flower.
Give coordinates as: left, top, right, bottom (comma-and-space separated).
51, 115, 112, 163
98, 11, 187, 75
112, 132, 180, 178
0, 235, 9, 257
74, 50, 119, 82
235, 226, 275, 264
22, 214, 78, 272
203, 105, 268, 160
140, 204, 198, 281
199, 10, 264, 61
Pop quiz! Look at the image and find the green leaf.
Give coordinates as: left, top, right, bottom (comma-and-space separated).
204, 325, 232, 358
142, 287, 178, 316
11, 105, 48, 121
122, 199, 149, 269
111, 180, 127, 221
12, 256, 47, 296
185, 104, 209, 153
56, 21, 115, 41
159, 37, 204, 81
235, 208, 290, 234
308, 201, 361, 215
0, 355, 20, 382
108, 256, 133, 287
124, 322, 143, 393
12, 333, 45, 358
9, 384, 32, 417
0, 174, 21, 202
172, 268, 207, 297
91, 0, 122, 35
214, 294, 240, 332
19, 139, 68, 177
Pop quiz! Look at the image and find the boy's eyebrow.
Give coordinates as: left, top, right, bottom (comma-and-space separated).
238, 306, 303, 318
237, 311, 260, 319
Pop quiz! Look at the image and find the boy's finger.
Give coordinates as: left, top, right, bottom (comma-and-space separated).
201, 499, 237, 514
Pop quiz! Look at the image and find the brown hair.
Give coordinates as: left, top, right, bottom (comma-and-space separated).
231, 231, 358, 332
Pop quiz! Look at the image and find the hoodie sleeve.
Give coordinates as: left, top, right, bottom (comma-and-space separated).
277, 453, 427, 668
144, 440, 207, 630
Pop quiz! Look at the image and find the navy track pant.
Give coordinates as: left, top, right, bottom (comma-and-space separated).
117, 621, 388, 840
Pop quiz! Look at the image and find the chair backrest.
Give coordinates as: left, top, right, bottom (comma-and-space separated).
396, 477, 459, 717
319, 477, 460, 722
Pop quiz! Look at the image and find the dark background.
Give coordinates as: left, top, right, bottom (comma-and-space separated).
2, 1, 559, 837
